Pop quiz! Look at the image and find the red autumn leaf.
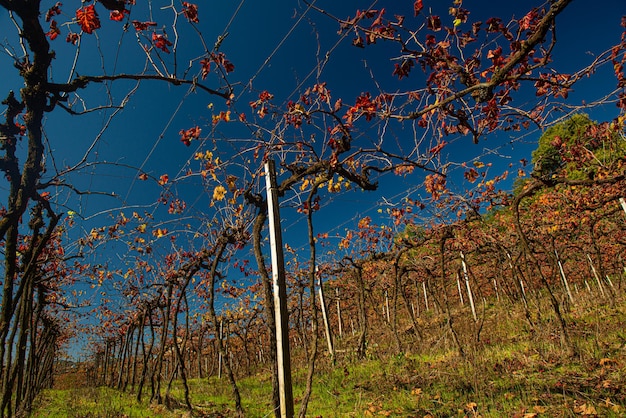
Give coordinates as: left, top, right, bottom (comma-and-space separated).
259, 91, 273, 102
392, 59, 414, 80
152, 32, 173, 53
45, 2, 62, 22
46, 20, 61, 40
424, 174, 446, 199
346, 92, 378, 122
487, 46, 504, 66
110, 9, 129, 21
199, 58, 211, 79
414, 0, 423, 16
168, 199, 186, 214
464, 168, 479, 183
429, 141, 447, 155
182, 2, 199, 23
179, 126, 201, 146
518, 8, 539, 31
132, 20, 157, 31
485, 17, 503, 33
138, 173, 148, 181
76, 4, 101, 34
158, 174, 169, 185
14, 122, 26, 136
249, 91, 273, 117
66, 32, 79, 44
211, 52, 235, 73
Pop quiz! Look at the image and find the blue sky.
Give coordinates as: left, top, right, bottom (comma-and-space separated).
1, 0, 625, 340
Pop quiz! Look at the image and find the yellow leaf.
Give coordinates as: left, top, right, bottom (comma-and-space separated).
213, 185, 227, 201
574, 403, 597, 416
466, 402, 477, 411
599, 358, 615, 367
411, 388, 423, 396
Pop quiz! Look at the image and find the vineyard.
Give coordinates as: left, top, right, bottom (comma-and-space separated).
35, 292, 626, 417
0, 0, 625, 417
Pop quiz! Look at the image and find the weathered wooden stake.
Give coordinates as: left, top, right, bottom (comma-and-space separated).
318, 274, 334, 359
414, 290, 420, 317
265, 160, 294, 418
493, 278, 500, 302
555, 249, 574, 304
218, 319, 223, 379
520, 279, 528, 308
456, 273, 464, 306
384, 290, 390, 323
335, 288, 343, 338
506, 252, 527, 307
460, 252, 477, 321
587, 253, 606, 298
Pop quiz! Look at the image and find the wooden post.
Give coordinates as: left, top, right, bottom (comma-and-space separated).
555, 249, 574, 304
456, 273, 464, 305
414, 291, 420, 317
384, 290, 390, 323
218, 319, 223, 379
520, 280, 528, 306
265, 160, 294, 418
318, 273, 334, 360
493, 278, 500, 302
335, 288, 343, 339
460, 252, 477, 321
587, 254, 606, 297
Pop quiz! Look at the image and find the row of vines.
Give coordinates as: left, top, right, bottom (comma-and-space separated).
0, 0, 625, 417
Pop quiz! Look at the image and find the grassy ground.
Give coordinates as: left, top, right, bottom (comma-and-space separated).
32, 296, 626, 417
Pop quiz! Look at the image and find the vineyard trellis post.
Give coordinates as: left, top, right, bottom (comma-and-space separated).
265, 160, 295, 418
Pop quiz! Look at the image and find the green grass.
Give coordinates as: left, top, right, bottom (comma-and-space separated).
32, 297, 626, 417
31, 386, 180, 417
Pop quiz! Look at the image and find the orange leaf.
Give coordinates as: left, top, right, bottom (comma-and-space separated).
76, 4, 101, 34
